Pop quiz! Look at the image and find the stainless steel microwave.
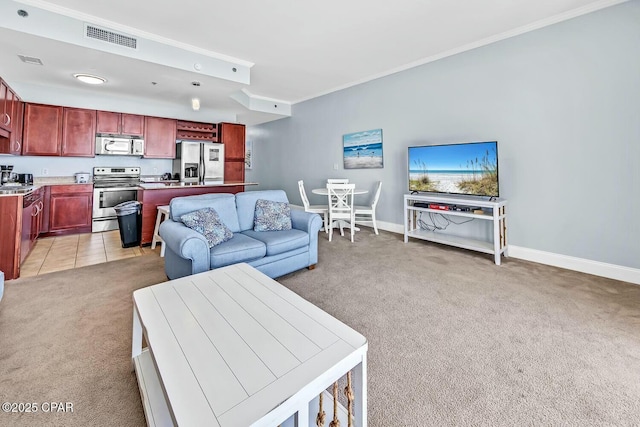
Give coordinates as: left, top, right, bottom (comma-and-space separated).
95, 136, 145, 156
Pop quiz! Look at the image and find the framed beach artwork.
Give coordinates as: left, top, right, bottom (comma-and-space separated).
343, 129, 383, 169
245, 140, 252, 169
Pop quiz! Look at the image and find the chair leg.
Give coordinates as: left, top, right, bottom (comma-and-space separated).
324, 213, 329, 233
350, 216, 355, 242
372, 213, 379, 235
328, 221, 333, 241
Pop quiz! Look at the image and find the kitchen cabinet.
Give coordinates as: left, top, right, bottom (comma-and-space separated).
0, 78, 23, 155
0, 79, 14, 133
8, 98, 24, 155
144, 116, 176, 159
96, 111, 144, 136
0, 195, 22, 280
20, 187, 44, 264
218, 122, 245, 183
62, 107, 96, 157
48, 184, 93, 234
22, 103, 63, 156
23, 104, 96, 157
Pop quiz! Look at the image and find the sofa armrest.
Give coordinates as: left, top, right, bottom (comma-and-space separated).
159, 219, 211, 274
291, 209, 322, 234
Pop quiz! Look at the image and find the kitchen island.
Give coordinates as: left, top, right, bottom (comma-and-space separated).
137, 181, 258, 246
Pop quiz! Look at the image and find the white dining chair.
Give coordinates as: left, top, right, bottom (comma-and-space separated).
327, 183, 355, 242
298, 180, 328, 232
354, 181, 382, 235
327, 178, 349, 183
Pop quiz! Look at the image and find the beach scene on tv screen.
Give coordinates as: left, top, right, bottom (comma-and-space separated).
409, 142, 499, 196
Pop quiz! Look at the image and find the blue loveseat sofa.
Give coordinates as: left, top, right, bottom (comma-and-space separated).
159, 190, 323, 280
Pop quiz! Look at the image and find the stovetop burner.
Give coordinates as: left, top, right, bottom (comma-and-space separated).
93, 166, 141, 188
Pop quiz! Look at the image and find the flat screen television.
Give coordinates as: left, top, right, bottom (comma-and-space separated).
408, 141, 499, 197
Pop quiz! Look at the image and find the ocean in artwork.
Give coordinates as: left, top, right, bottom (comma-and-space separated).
343, 129, 383, 169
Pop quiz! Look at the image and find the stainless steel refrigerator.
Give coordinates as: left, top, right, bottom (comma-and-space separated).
173, 141, 225, 183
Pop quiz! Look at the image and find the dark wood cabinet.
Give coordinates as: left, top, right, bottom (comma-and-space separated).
62, 107, 96, 157
9, 99, 24, 154
144, 116, 176, 158
0, 79, 12, 133
0, 78, 23, 155
20, 188, 44, 264
48, 184, 93, 233
0, 195, 21, 280
22, 103, 63, 156
219, 122, 246, 183
97, 111, 144, 136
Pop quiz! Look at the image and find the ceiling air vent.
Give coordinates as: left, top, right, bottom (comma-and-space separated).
85, 24, 137, 49
18, 55, 43, 65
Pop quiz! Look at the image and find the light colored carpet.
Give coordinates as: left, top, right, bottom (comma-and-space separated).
1, 230, 639, 426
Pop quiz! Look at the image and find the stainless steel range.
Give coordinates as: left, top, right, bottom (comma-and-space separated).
92, 166, 141, 232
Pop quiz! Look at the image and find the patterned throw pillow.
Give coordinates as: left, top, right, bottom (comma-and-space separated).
254, 199, 292, 232
181, 208, 233, 248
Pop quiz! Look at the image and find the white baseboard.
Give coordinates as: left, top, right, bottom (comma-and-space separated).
303, 214, 640, 285
507, 246, 640, 285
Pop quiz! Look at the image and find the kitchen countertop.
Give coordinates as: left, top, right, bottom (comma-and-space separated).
138, 181, 258, 190
0, 180, 257, 197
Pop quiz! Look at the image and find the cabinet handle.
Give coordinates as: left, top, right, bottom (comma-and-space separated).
2, 113, 9, 126
15, 141, 20, 152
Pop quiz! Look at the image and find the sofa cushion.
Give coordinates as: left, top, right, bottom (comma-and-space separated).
235, 190, 289, 231
241, 229, 309, 256
181, 208, 233, 248
170, 193, 241, 232
209, 233, 266, 269
253, 199, 292, 232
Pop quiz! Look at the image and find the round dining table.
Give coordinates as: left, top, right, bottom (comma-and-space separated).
311, 188, 368, 196
311, 187, 368, 232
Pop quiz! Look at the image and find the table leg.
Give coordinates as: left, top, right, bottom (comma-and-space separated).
353, 354, 368, 427
131, 305, 142, 372
295, 402, 309, 427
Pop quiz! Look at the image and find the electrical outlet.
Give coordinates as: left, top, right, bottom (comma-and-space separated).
42, 168, 49, 175
333, 163, 339, 170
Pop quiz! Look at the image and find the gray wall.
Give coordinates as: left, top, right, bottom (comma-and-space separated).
248, 2, 640, 270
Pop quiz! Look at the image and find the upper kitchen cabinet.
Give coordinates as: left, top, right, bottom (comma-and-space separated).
8, 99, 24, 155
0, 78, 24, 155
218, 123, 245, 161
0, 79, 14, 133
22, 103, 63, 156
23, 103, 96, 157
218, 123, 245, 183
62, 108, 96, 157
144, 116, 176, 158
96, 111, 144, 137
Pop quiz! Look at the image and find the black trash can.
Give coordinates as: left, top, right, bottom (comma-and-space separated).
114, 201, 142, 248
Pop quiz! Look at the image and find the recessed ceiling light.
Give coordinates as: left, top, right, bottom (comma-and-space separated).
191, 98, 200, 111
73, 73, 106, 85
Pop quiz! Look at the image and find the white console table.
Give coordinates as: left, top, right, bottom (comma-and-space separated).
404, 193, 508, 265
132, 262, 368, 427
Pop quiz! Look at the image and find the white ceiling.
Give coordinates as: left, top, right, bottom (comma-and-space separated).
0, 0, 625, 125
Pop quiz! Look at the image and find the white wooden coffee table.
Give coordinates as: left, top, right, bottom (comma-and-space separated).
131, 262, 368, 426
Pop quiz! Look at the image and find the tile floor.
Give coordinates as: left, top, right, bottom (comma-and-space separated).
20, 230, 158, 278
